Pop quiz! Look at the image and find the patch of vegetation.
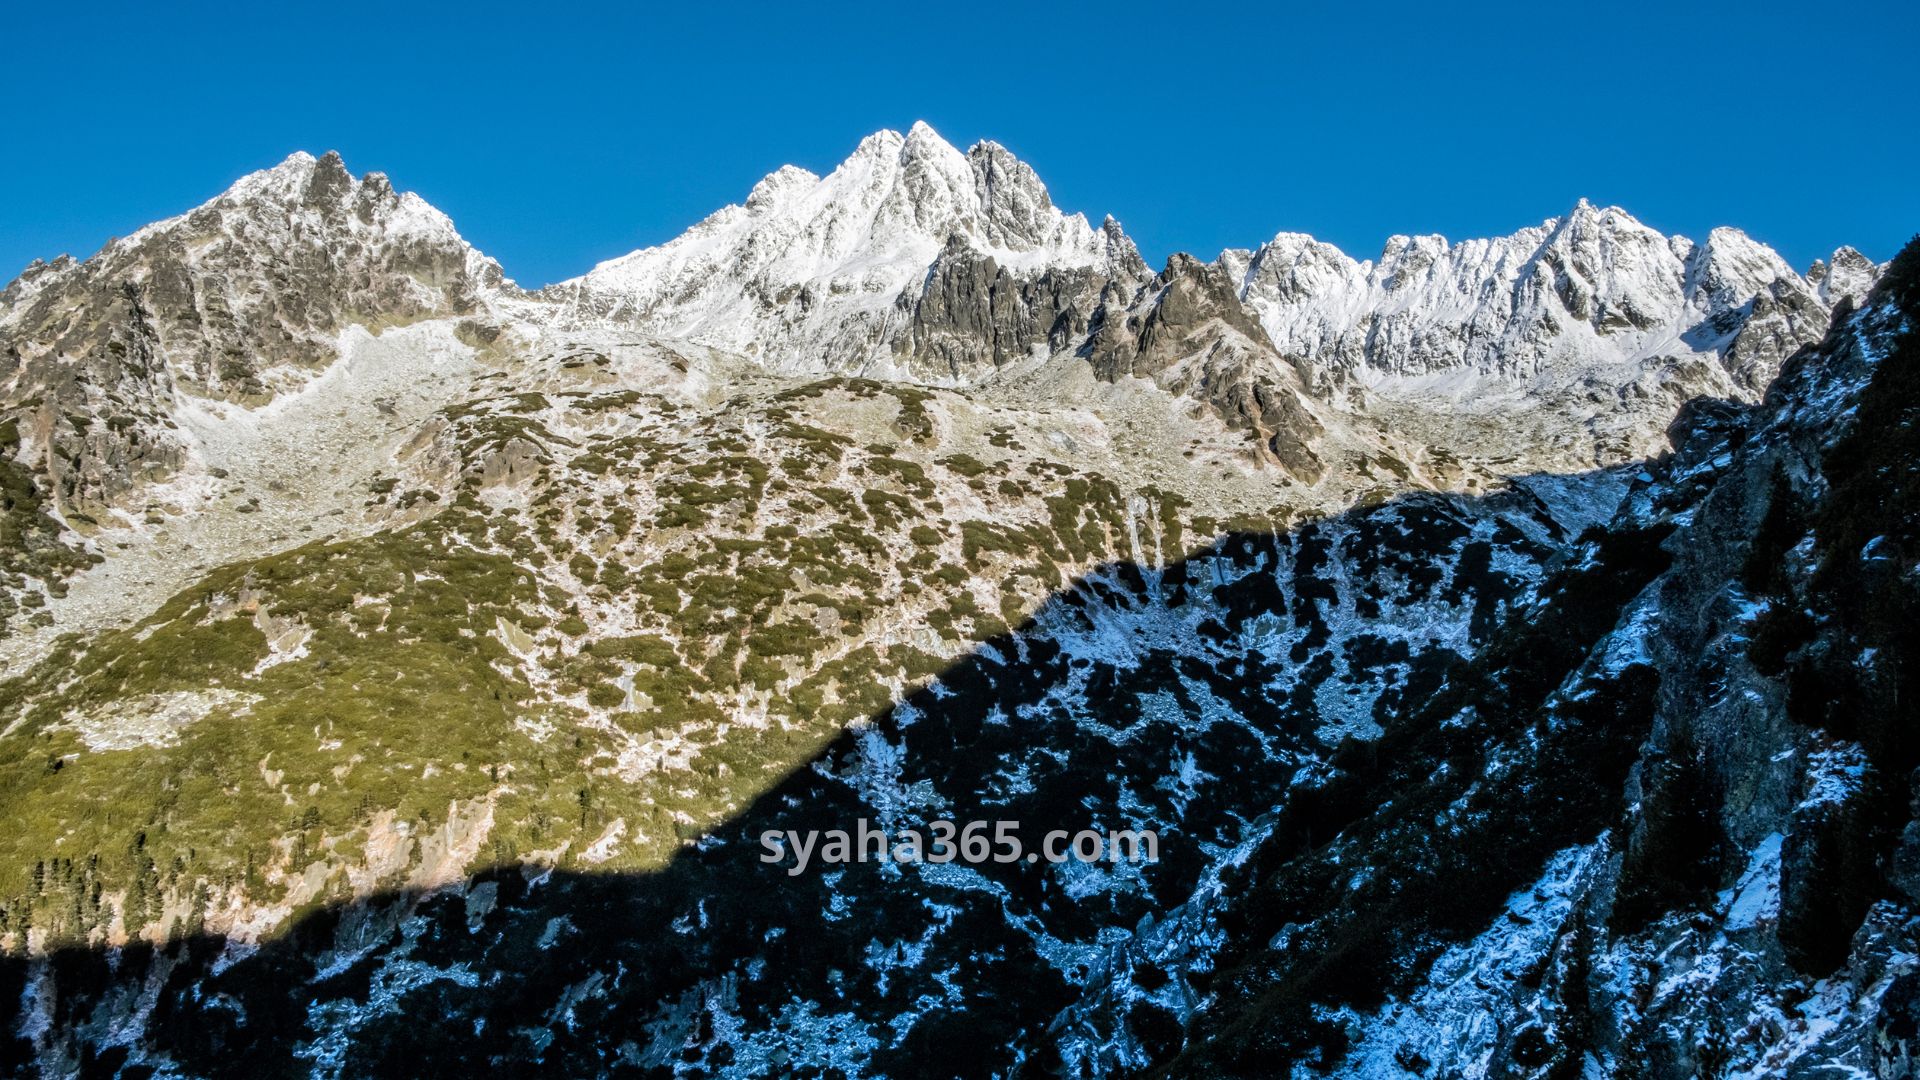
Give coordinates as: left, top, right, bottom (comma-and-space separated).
0, 525, 557, 942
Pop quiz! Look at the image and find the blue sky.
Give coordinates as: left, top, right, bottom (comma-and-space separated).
3, 1, 1913, 287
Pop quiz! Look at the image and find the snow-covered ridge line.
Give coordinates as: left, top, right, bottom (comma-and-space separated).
519, 122, 1876, 400
1234, 198, 1880, 392
521, 121, 1139, 380
6, 125, 1876, 399
0, 125, 1883, 531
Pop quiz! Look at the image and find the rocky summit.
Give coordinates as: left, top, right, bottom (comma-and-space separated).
0, 125, 1912, 1079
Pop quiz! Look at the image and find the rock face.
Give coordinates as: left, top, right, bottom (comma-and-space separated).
1088, 252, 1327, 479
4, 150, 501, 404
0, 151, 503, 522
540, 127, 1870, 407
901, 223, 1144, 378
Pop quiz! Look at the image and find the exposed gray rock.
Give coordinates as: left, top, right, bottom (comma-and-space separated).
898, 230, 1140, 379
1088, 253, 1325, 479
0, 150, 503, 527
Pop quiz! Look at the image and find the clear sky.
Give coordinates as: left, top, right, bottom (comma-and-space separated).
3, 1, 1913, 288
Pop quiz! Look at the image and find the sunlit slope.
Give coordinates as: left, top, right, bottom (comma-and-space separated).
0, 339, 1382, 947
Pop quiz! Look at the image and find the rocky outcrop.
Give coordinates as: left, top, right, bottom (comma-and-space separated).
1089, 253, 1326, 479
899, 223, 1146, 379
3, 151, 501, 405
1, 278, 182, 525
1810, 245, 1883, 308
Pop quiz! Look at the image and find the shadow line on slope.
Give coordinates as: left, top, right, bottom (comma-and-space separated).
0, 464, 1674, 1080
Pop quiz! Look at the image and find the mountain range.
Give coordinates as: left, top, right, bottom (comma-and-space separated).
0, 124, 1911, 1078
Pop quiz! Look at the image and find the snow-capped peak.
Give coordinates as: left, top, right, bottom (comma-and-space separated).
221, 149, 327, 201
1238, 200, 1834, 398
2, 146, 503, 417
1809, 244, 1882, 307
744, 164, 819, 212
534, 123, 1128, 375
100, 149, 481, 268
